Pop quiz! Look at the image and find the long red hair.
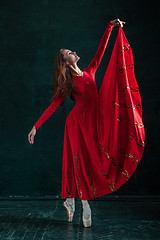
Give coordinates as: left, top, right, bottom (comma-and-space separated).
49, 48, 81, 105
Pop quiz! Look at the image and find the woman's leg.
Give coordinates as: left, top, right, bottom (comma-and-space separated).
81, 200, 91, 219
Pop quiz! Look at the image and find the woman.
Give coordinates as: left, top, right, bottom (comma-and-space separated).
28, 18, 126, 227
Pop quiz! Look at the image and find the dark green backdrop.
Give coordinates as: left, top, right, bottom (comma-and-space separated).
0, 0, 159, 198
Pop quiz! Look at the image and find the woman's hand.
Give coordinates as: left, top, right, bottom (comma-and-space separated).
111, 18, 126, 27
28, 126, 37, 144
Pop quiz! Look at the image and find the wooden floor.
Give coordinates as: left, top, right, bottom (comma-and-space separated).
0, 197, 160, 240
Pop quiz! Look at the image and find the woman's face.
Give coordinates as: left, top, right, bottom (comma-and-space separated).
62, 49, 80, 66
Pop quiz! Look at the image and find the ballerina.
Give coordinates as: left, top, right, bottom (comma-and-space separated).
28, 18, 145, 228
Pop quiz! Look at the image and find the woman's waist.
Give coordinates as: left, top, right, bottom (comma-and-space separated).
73, 97, 98, 110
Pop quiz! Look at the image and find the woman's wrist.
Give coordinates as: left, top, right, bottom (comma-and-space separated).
33, 126, 37, 130
110, 19, 125, 27
109, 20, 115, 27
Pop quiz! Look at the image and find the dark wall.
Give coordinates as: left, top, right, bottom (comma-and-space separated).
0, 0, 159, 197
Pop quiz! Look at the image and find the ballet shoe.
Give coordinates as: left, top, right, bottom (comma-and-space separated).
82, 204, 92, 227
63, 200, 75, 222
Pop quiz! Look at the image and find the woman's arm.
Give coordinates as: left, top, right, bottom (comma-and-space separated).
84, 21, 114, 78
33, 91, 66, 130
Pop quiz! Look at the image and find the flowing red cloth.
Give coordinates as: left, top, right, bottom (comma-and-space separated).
33, 22, 145, 200
97, 26, 145, 192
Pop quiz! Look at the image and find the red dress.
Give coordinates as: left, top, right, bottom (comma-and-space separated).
33, 21, 145, 200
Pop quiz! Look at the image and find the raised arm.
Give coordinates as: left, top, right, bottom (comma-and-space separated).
84, 20, 114, 78
33, 91, 66, 130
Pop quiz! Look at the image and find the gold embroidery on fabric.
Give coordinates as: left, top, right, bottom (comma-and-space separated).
120, 64, 134, 73
117, 116, 121, 122
123, 153, 139, 165
100, 144, 131, 181
66, 171, 72, 197
86, 170, 96, 198
100, 144, 122, 168
101, 170, 115, 191
130, 122, 144, 128
120, 44, 130, 54
129, 134, 145, 147
99, 145, 110, 158
118, 86, 139, 92
75, 152, 80, 162
76, 164, 79, 173
75, 152, 82, 199
110, 156, 123, 167
112, 101, 142, 109
116, 116, 144, 129
66, 186, 72, 197
112, 102, 121, 107
121, 170, 130, 179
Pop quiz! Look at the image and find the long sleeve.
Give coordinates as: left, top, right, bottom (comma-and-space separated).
84, 21, 114, 78
33, 91, 66, 130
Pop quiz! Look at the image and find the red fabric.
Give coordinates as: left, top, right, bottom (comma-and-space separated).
97, 25, 145, 195
33, 21, 145, 200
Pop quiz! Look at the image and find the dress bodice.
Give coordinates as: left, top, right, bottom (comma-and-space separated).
72, 71, 98, 107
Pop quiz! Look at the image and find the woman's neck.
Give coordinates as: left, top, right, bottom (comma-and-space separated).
69, 64, 83, 76
72, 70, 83, 76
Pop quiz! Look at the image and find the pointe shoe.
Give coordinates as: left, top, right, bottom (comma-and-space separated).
82, 205, 92, 227
63, 200, 75, 222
